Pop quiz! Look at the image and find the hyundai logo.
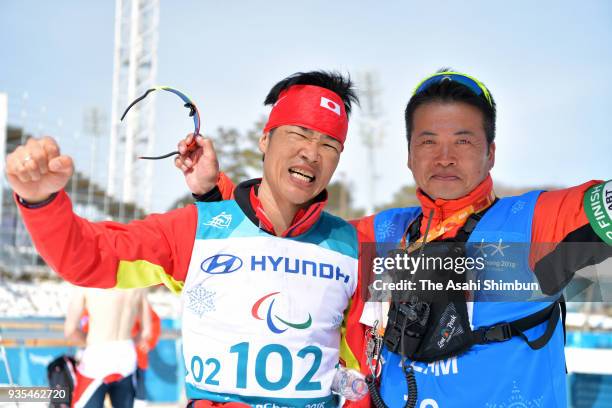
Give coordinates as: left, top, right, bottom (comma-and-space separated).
201, 254, 243, 274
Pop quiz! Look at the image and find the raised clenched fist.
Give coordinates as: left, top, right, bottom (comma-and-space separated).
5, 136, 74, 203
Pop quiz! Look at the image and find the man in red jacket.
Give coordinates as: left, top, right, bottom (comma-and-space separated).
6, 71, 371, 408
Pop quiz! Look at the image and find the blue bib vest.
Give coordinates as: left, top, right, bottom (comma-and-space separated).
181, 200, 359, 407
372, 192, 567, 408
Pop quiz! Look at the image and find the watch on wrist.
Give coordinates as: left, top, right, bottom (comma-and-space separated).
17, 192, 59, 209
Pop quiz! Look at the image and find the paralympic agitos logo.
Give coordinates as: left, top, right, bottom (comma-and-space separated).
251, 292, 312, 334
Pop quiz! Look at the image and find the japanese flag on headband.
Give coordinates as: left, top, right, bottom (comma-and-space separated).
263, 85, 349, 147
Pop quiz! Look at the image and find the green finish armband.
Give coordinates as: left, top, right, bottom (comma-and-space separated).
584, 180, 612, 245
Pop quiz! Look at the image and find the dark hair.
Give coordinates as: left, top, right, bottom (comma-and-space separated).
264, 70, 359, 117
405, 68, 496, 148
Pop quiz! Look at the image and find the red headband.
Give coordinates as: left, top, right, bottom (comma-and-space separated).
263, 85, 348, 146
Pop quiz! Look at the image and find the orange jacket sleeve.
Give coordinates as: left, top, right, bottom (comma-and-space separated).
16, 190, 196, 292
531, 180, 612, 294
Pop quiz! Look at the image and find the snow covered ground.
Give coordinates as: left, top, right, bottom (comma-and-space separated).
0, 280, 181, 318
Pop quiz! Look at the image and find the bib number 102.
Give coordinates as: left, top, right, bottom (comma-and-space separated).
190, 342, 323, 391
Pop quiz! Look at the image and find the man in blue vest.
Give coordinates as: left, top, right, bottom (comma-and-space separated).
184, 69, 611, 408
351, 70, 611, 408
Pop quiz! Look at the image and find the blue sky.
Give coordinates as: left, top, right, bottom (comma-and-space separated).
1, 1, 611, 213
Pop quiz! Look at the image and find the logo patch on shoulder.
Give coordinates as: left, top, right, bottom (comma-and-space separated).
203, 212, 232, 229
511, 200, 525, 214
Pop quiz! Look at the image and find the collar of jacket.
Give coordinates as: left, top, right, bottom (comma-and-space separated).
415, 174, 494, 239
233, 178, 328, 238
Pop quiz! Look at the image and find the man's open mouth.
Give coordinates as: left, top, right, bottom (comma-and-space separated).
289, 168, 315, 183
